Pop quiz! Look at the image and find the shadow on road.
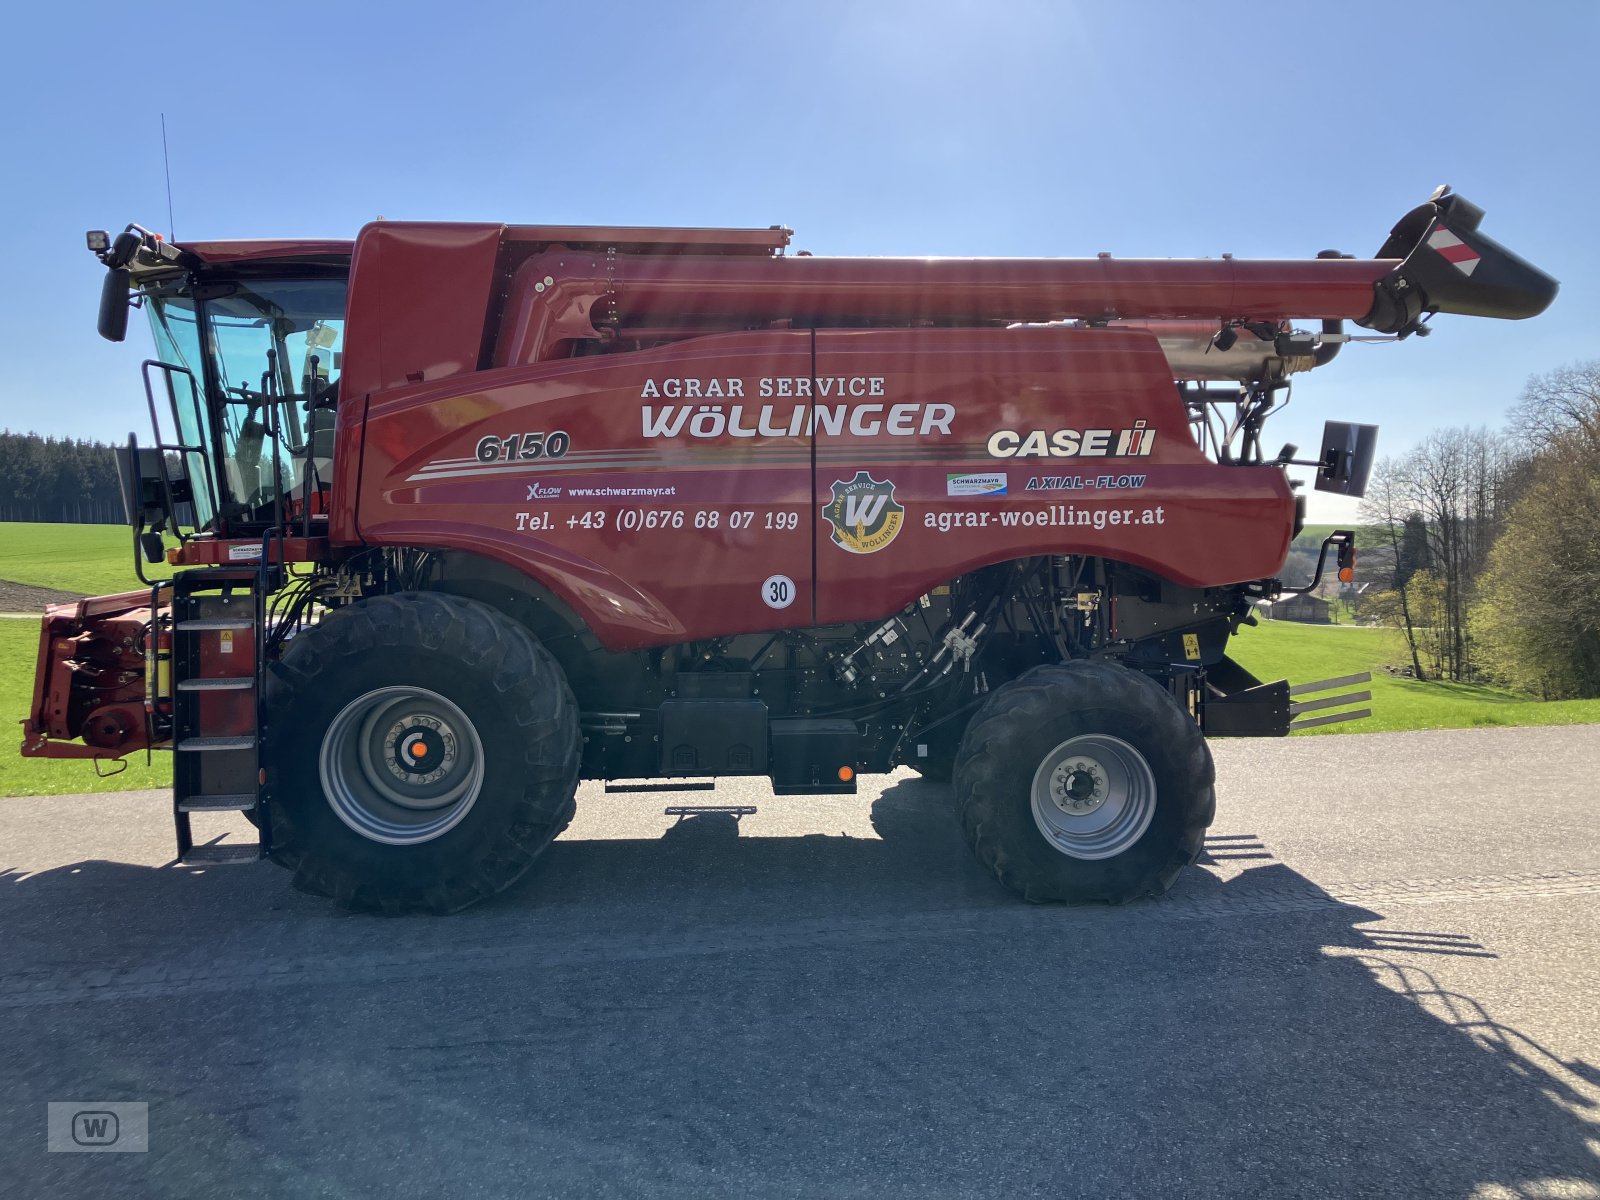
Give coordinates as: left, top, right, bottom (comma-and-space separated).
3, 774, 1598, 1196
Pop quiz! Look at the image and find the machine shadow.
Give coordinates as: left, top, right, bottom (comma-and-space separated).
4, 774, 1599, 1195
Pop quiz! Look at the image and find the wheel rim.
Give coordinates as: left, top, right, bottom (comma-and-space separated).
319, 686, 485, 845
1029, 733, 1157, 860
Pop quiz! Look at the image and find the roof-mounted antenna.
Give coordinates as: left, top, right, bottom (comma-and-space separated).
160, 113, 176, 242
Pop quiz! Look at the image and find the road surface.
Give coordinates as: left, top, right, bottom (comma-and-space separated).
3, 725, 1599, 1197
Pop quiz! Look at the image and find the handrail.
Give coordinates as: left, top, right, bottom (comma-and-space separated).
139, 359, 216, 541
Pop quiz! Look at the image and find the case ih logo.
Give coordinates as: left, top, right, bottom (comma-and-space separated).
987, 421, 1157, 459
824, 472, 904, 555
1426, 227, 1482, 276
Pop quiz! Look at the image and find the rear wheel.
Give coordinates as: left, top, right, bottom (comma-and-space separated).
261, 592, 580, 913
953, 660, 1214, 903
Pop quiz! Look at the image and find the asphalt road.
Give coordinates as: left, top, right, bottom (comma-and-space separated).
3, 725, 1599, 1198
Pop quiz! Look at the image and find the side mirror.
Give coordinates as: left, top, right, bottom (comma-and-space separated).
115, 434, 191, 559
98, 268, 132, 342
1314, 421, 1378, 498
115, 435, 168, 527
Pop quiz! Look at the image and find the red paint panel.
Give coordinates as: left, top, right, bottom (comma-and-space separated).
172, 538, 329, 566
500, 225, 789, 254
194, 624, 256, 739
335, 223, 507, 545
356, 332, 816, 650
328, 390, 366, 547
356, 325, 1294, 650
810, 327, 1292, 623
341, 223, 505, 399
177, 239, 354, 264
494, 251, 1395, 365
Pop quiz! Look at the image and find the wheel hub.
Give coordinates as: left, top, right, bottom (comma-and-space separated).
319, 686, 486, 845
383, 715, 457, 786
1050, 758, 1107, 815
1028, 733, 1158, 861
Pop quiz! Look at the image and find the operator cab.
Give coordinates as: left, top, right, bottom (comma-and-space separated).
90, 225, 351, 545
146, 276, 347, 529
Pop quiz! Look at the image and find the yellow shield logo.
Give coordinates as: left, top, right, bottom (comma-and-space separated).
824, 472, 904, 555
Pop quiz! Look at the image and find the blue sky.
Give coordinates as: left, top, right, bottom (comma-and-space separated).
1, 0, 1593, 522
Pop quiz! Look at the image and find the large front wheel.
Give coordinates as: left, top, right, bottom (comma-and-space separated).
953, 661, 1214, 903
262, 592, 580, 913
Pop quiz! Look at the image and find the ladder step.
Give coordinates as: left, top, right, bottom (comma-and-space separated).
606, 780, 716, 794
177, 736, 257, 752
178, 794, 257, 812
175, 619, 255, 631
177, 676, 256, 691
665, 805, 756, 819
181, 843, 262, 865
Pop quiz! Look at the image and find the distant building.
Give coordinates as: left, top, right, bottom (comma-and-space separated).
1267, 594, 1332, 624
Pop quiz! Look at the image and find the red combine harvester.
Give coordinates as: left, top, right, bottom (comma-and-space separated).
22, 188, 1555, 912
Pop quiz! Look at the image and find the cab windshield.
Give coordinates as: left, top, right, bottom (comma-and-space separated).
146, 276, 347, 529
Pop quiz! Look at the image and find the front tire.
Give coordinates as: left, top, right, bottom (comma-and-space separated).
261, 592, 580, 913
953, 661, 1214, 903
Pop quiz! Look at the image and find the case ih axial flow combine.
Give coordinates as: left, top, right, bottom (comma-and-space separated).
22, 189, 1554, 912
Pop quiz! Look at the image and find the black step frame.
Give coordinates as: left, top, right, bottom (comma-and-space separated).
168, 533, 279, 865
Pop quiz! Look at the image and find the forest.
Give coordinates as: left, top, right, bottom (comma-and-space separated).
1358, 359, 1600, 699
0, 431, 128, 524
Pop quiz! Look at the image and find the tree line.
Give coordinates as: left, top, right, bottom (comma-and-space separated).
0, 431, 129, 524
1358, 359, 1600, 698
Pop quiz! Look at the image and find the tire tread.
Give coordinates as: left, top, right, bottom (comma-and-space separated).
953, 660, 1214, 903
262, 591, 580, 914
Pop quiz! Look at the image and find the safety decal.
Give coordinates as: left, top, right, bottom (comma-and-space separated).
761, 574, 797, 609
1426, 227, 1481, 276
823, 472, 905, 555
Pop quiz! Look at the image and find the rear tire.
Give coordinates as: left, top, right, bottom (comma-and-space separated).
953, 660, 1214, 903
261, 592, 580, 913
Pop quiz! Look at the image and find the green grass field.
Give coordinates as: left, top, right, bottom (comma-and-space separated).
0, 520, 173, 597
1, 521, 1596, 797
1, 522, 175, 796
1229, 619, 1600, 734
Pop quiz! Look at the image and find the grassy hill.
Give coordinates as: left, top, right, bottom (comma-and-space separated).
1228, 619, 1600, 734
1291, 523, 1344, 547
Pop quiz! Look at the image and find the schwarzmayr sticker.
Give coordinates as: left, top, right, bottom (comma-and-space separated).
946, 472, 1008, 497
824, 472, 904, 554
